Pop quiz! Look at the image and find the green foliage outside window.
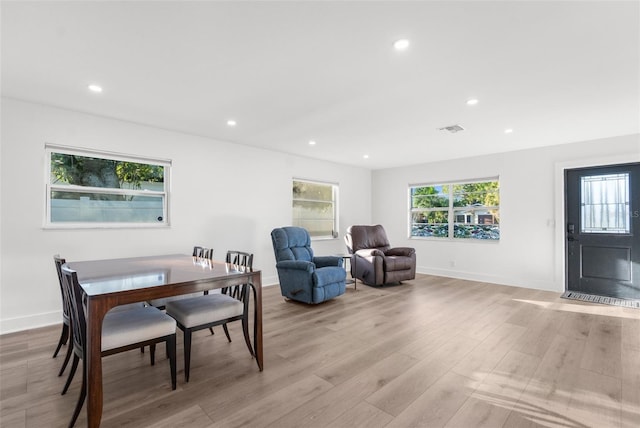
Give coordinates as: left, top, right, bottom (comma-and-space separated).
411, 180, 500, 240
411, 185, 449, 208
452, 182, 500, 213
51, 153, 164, 201
52, 153, 163, 189
47, 148, 169, 226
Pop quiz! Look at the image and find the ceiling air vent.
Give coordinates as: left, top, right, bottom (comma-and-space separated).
438, 124, 465, 133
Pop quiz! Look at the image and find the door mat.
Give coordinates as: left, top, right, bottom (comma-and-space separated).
561, 291, 640, 309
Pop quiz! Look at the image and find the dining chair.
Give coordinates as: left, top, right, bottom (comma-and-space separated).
53, 255, 74, 377
193, 245, 214, 260
55, 255, 145, 376
165, 251, 255, 382
56, 255, 150, 371
201, 250, 254, 340
224, 250, 254, 299
148, 245, 214, 308
195, 246, 213, 296
222, 251, 257, 344
60, 264, 177, 428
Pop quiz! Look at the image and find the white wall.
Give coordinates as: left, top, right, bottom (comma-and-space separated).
372, 133, 640, 292
0, 98, 372, 333
2, 97, 638, 334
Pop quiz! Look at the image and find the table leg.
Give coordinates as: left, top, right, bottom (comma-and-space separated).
252, 273, 263, 371
347, 255, 357, 290
341, 256, 356, 288
85, 298, 108, 428
353, 257, 357, 290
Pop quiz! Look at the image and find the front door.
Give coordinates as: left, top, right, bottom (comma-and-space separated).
565, 163, 640, 299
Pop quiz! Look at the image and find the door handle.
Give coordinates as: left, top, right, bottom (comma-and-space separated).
567, 236, 579, 242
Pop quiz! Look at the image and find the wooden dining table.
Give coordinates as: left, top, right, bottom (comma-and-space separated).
67, 254, 263, 428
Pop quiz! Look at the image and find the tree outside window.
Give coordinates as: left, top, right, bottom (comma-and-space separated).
47, 146, 170, 227
410, 179, 500, 240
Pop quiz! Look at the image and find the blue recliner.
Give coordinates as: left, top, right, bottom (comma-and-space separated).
271, 227, 346, 304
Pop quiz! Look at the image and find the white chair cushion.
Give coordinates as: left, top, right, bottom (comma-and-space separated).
165, 294, 244, 329
107, 302, 146, 313
148, 293, 206, 308
102, 306, 176, 352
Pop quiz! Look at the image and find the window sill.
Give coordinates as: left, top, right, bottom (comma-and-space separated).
310, 236, 339, 241
43, 223, 170, 230
409, 236, 500, 243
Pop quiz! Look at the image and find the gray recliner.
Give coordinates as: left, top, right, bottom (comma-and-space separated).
345, 224, 416, 286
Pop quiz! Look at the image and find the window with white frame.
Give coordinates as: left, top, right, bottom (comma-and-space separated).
410, 178, 500, 240
292, 179, 338, 238
46, 145, 171, 228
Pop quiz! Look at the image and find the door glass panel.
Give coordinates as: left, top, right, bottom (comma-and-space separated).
581, 173, 630, 234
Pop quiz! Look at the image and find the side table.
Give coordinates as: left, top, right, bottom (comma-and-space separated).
335, 253, 356, 290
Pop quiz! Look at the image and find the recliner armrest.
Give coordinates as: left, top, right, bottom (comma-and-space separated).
313, 266, 346, 287
355, 248, 386, 258
385, 247, 415, 257
313, 256, 342, 268
276, 260, 315, 273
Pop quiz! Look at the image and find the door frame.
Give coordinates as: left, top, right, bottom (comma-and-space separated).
554, 152, 640, 292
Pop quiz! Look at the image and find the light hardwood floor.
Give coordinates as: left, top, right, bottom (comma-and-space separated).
1, 274, 639, 427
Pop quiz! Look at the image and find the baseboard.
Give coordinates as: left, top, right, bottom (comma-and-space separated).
262, 275, 279, 287
0, 310, 62, 335
416, 267, 563, 293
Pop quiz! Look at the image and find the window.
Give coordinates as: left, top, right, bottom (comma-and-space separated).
581, 173, 630, 234
292, 179, 338, 238
410, 179, 500, 240
46, 145, 170, 228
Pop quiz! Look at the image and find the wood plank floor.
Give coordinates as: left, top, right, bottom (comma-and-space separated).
1, 274, 639, 427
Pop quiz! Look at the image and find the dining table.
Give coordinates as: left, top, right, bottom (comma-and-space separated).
67, 253, 263, 428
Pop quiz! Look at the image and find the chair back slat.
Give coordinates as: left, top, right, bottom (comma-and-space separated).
226, 250, 253, 269
193, 246, 214, 260
61, 265, 86, 358
225, 250, 254, 301
54, 255, 69, 319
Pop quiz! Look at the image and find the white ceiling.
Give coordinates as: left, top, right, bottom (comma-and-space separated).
2, 1, 639, 169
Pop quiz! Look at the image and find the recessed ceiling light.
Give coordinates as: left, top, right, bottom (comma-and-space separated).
393, 39, 410, 51
466, 98, 479, 106
88, 84, 103, 93
226, 119, 237, 127
363, 154, 369, 159
308, 140, 316, 146
504, 128, 513, 134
